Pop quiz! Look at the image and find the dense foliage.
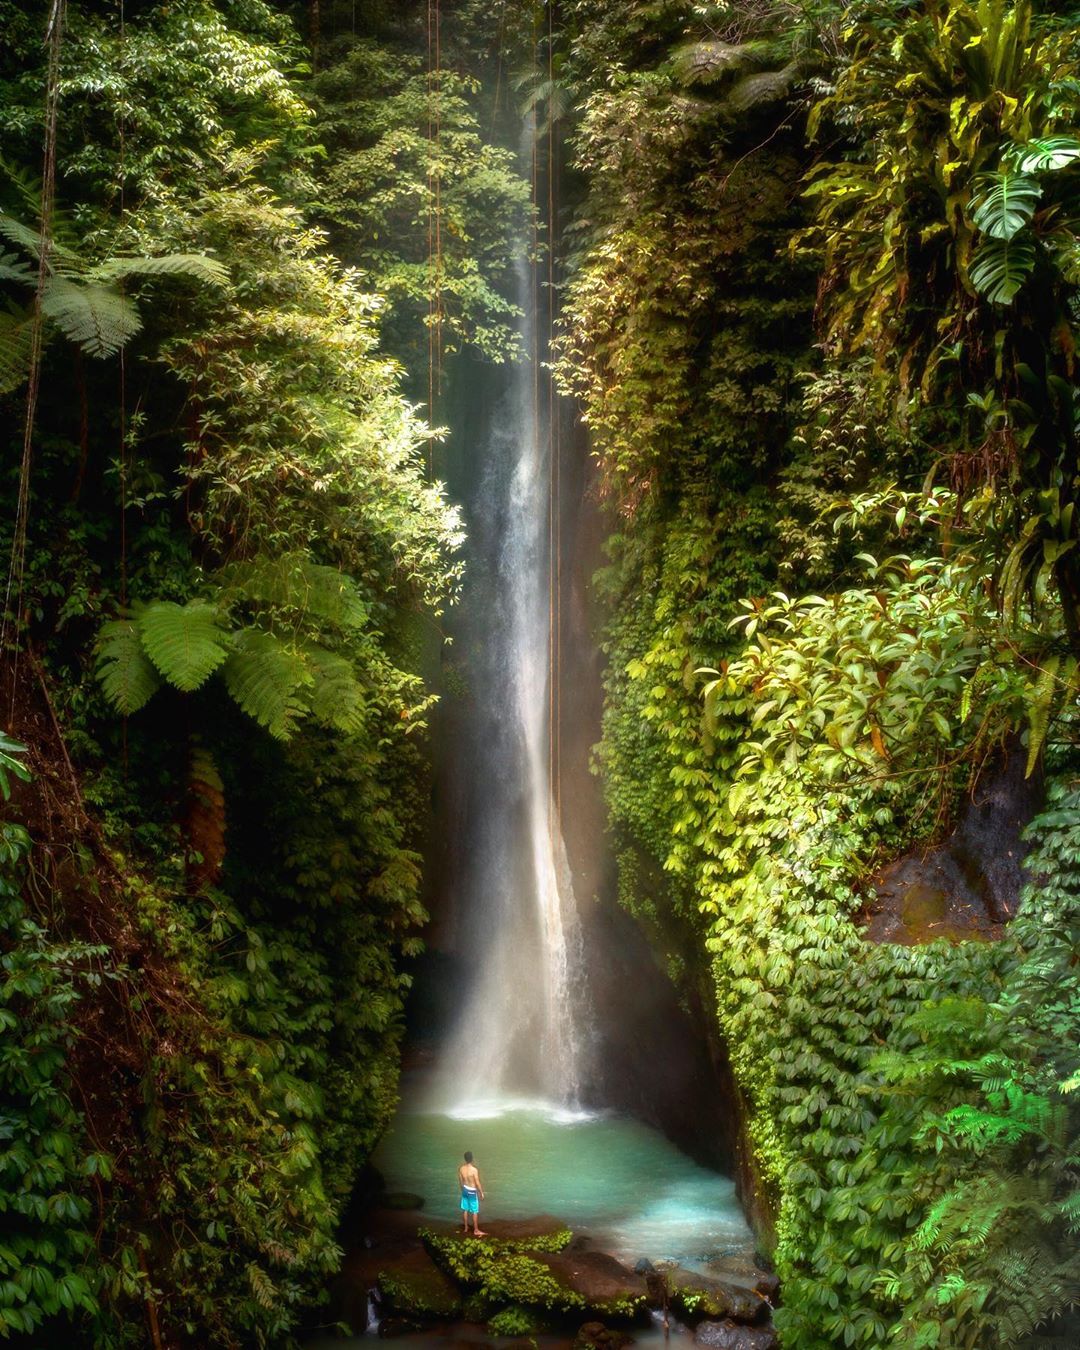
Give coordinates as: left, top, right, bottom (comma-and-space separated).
558, 1, 1080, 1346
0, 0, 493, 1344
3, 0, 1079, 1346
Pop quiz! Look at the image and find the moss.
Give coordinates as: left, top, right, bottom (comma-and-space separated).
376, 1250, 462, 1319
420, 1232, 586, 1313
487, 1305, 544, 1336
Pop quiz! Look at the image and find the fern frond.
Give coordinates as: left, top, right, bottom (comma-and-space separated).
0, 249, 34, 284
0, 210, 46, 258
94, 615, 162, 714
39, 275, 141, 357
220, 553, 369, 631
304, 645, 367, 735
221, 629, 310, 740
90, 252, 229, 288
0, 302, 34, 394
137, 599, 231, 692
670, 40, 755, 85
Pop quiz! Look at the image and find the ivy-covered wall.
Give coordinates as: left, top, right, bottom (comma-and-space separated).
557, 2, 1080, 1346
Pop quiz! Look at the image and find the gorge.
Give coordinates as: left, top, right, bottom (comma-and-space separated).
1, 3, 1079, 1350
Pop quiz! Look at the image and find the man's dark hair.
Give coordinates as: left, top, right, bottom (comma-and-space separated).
464, 1151, 473, 1163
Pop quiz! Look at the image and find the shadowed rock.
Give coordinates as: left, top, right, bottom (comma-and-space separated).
655, 1268, 769, 1323
377, 1248, 462, 1319
695, 1320, 778, 1349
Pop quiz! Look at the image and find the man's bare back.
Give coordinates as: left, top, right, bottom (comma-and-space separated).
458, 1153, 485, 1235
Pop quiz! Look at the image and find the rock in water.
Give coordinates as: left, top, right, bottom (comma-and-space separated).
695, 1321, 778, 1350
376, 1248, 462, 1318
573, 1320, 634, 1350
657, 1269, 769, 1323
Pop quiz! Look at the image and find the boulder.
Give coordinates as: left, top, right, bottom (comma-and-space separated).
377, 1191, 425, 1211
702, 1256, 780, 1304
376, 1247, 462, 1319
531, 1250, 649, 1319
655, 1269, 769, 1324
695, 1320, 778, 1350
573, 1320, 634, 1350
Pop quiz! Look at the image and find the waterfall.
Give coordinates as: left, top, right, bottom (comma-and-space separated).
435, 122, 589, 1111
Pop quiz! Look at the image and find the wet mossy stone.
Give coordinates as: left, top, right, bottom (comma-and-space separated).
377, 1191, 425, 1211
487, 1305, 545, 1336
376, 1248, 462, 1318
573, 1320, 634, 1350
529, 1251, 649, 1320
419, 1229, 645, 1319
660, 1269, 768, 1324
695, 1321, 778, 1350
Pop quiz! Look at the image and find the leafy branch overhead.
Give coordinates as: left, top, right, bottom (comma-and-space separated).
95, 558, 378, 740
0, 204, 227, 392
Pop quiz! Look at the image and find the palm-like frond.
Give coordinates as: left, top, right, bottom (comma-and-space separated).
39, 275, 142, 357
94, 615, 162, 714
221, 629, 310, 740
138, 600, 231, 692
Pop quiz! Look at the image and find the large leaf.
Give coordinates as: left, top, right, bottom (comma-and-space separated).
222, 629, 310, 740
39, 275, 141, 357
137, 599, 231, 692
94, 616, 162, 714
1010, 136, 1080, 173
970, 170, 1042, 240
969, 234, 1037, 304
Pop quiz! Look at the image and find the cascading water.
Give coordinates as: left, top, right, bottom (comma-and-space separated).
434, 121, 590, 1110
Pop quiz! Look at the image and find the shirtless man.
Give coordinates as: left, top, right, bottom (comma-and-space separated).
458, 1151, 486, 1236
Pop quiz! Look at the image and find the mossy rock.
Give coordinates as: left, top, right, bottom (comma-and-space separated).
487, 1305, 545, 1336
529, 1251, 649, 1320
376, 1248, 462, 1319
659, 1268, 768, 1324
376, 1191, 425, 1211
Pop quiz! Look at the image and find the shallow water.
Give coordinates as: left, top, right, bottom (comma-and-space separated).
308, 1312, 698, 1350
370, 1083, 751, 1268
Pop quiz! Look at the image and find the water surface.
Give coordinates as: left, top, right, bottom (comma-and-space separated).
372, 1087, 751, 1267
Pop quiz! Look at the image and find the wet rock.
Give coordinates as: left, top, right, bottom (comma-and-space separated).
656, 1269, 769, 1324
376, 1247, 462, 1319
573, 1319, 634, 1350
695, 1320, 778, 1350
531, 1250, 649, 1318
702, 1256, 779, 1303
633, 1258, 655, 1275
862, 738, 1041, 943
377, 1191, 425, 1211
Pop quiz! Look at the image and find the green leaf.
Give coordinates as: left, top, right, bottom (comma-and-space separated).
94, 615, 162, 714
970, 171, 1041, 241
969, 234, 1037, 304
137, 600, 230, 692
1009, 136, 1080, 173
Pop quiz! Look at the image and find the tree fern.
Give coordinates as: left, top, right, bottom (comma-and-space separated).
39, 275, 142, 358
94, 615, 162, 714
304, 645, 367, 735
219, 553, 369, 631
137, 600, 231, 692
221, 629, 310, 740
